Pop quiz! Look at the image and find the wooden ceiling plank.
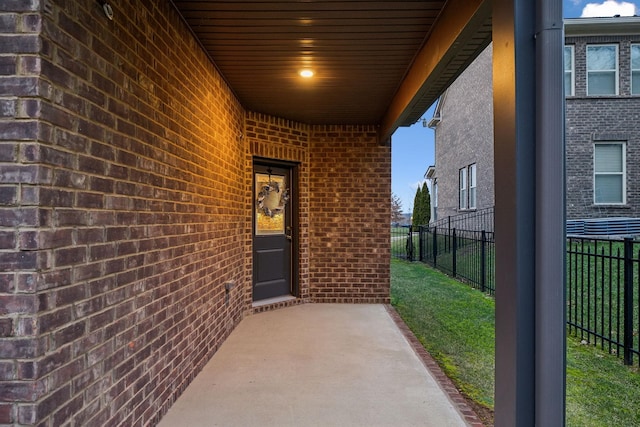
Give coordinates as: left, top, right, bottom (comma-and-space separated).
187, 24, 434, 33
173, 1, 445, 13
179, 10, 439, 20
171, 0, 460, 125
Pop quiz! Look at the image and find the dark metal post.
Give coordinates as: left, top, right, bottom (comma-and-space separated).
481, 230, 487, 293
493, 0, 565, 425
452, 228, 457, 278
407, 225, 413, 261
419, 226, 424, 262
535, 0, 566, 423
433, 226, 438, 267
447, 216, 451, 251
624, 237, 634, 365
493, 0, 536, 422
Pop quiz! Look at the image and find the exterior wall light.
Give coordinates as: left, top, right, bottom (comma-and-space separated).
98, 0, 114, 20
300, 70, 314, 78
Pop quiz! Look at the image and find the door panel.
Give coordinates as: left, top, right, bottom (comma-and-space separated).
253, 163, 293, 301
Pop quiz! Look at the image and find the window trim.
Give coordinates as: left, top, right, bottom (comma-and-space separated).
458, 164, 477, 211
632, 43, 640, 95
593, 142, 626, 205
433, 180, 438, 208
459, 167, 468, 210
469, 163, 477, 210
586, 44, 619, 96
564, 45, 575, 97
433, 181, 438, 221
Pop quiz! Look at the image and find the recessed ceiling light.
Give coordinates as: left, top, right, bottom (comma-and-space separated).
300, 70, 314, 78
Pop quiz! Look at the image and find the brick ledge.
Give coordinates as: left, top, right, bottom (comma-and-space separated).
385, 305, 489, 427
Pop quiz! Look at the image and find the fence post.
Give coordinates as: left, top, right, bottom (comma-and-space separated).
624, 238, 634, 365
432, 226, 438, 267
481, 230, 486, 293
406, 225, 413, 262
419, 225, 424, 262
447, 216, 451, 252
452, 228, 457, 278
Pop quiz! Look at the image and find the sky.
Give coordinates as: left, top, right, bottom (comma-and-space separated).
391, 0, 640, 213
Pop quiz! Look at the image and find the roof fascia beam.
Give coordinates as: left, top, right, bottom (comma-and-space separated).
379, 0, 491, 142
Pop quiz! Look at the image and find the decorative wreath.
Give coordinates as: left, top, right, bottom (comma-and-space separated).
256, 181, 289, 217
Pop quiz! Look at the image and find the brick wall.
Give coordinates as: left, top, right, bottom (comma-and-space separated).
432, 44, 494, 220
433, 37, 640, 222
0, 1, 47, 425
246, 116, 391, 305
0, 1, 392, 426
1, 1, 247, 425
309, 127, 391, 303
245, 113, 311, 305
566, 36, 640, 219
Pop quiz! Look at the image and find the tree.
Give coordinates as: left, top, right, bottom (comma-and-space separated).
421, 182, 431, 225
391, 192, 403, 224
412, 182, 431, 225
412, 186, 422, 225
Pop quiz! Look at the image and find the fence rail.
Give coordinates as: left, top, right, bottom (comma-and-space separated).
430, 206, 495, 233
392, 225, 640, 365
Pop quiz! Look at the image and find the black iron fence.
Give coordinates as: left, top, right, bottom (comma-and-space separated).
392, 225, 640, 365
430, 206, 495, 233
567, 237, 640, 365
391, 225, 495, 294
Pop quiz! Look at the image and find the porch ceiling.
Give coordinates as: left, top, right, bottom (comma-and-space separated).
170, 0, 492, 136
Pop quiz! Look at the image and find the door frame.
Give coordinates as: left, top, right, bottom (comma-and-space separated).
252, 157, 299, 299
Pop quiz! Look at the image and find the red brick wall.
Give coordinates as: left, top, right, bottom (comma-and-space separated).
245, 117, 391, 306
0, 2, 47, 425
309, 127, 391, 303
2, 1, 247, 425
0, 1, 391, 426
245, 113, 311, 307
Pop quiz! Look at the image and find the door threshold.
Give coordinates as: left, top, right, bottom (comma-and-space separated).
252, 295, 297, 308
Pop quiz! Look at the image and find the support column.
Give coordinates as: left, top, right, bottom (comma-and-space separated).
492, 0, 565, 425
534, 0, 566, 425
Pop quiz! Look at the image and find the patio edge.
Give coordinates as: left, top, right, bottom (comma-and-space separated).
385, 305, 489, 427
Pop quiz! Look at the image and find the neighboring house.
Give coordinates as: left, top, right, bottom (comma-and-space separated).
427, 17, 640, 224
426, 44, 495, 222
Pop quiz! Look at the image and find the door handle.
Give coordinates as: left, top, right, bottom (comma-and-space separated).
286, 234, 292, 241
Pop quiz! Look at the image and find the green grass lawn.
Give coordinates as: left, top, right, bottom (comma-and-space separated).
391, 259, 640, 426
391, 258, 495, 408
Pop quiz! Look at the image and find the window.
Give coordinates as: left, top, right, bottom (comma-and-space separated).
469, 164, 477, 209
587, 45, 618, 96
459, 167, 467, 210
594, 143, 626, 204
458, 164, 477, 210
632, 44, 640, 95
564, 45, 574, 96
433, 181, 438, 221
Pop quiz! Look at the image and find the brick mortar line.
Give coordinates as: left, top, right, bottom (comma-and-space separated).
385, 304, 486, 427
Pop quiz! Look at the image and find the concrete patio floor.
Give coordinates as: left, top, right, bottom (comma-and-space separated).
157, 304, 477, 427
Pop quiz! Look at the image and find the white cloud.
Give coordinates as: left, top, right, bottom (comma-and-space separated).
581, 0, 637, 17
409, 179, 426, 191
